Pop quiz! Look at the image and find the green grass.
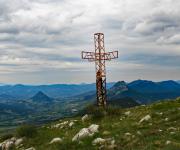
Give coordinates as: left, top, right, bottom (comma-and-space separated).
1, 98, 180, 150
16, 125, 37, 138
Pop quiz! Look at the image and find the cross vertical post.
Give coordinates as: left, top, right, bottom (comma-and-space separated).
82, 33, 118, 107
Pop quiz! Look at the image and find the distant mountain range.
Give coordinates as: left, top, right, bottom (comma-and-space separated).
0, 80, 180, 105
108, 80, 180, 104
177, 80, 180, 84
0, 83, 115, 100
76, 80, 180, 105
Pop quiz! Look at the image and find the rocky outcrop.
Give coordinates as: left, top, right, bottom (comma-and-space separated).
81, 114, 89, 122
0, 137, 24, 150
49, 137, 62, 144
92, 138, 106, 145
92, 137, 116, 149
124, 111, 131, 116
51, 121, 69, 129
72, 124, 99, 141
139, 115, 151, 123
88, 124, 99, 133
69, 122, 74, 128
15, 138, 23, 146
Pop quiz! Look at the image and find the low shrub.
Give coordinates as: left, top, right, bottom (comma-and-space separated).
106, 106, 122, 116
16, 124, 37, 138
85, 105, 106, 120
177, 97, 180, 103
84, 104, 123, 120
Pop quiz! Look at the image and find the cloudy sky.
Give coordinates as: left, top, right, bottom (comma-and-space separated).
0, 0, 180, 84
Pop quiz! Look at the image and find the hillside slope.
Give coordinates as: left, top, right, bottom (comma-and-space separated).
1, 98, 180, 150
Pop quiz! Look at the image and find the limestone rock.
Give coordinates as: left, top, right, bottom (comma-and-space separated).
69, 122, 74, 128
4, 140, 14, 150
167, 127, 176, 131
166, 140, 171, 145
170, 132, 175, 135
88, 124, 99, 133
139, 115, 151, 123
124, 111, 131, 116
72, 128, 92, 141
72, 124, 99, 141
92, 138, 106, 145
15, 138, 23, 146
165, 118, 169, 121
137, 131, 142, 135
92, 138, 116, 149
125, 132, 131, 136
102, 131, 110, 135
49, 137, 62, 144
51, 121, 69, 129
82, 114, 89, 122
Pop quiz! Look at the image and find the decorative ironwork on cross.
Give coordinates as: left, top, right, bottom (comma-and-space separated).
82, 33, 118, 107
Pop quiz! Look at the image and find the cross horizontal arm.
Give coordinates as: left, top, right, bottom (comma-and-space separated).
81, 51, 95, 62
106, 51, 118, 60
82, 51, 118, 61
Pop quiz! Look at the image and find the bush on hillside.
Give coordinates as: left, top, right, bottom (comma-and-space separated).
106, 106, 123, 116
84, 104, 123, 121
177, 97, 180, 103
0, 133, 13, 142
16, 124, 37, 138
85, 105, 106, 120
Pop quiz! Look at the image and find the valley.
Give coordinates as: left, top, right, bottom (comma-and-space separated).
0, 97, 180, 150
1, 80, 180, 136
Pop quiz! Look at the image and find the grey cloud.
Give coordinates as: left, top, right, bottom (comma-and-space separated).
102, 18, 123, 30
121, 53, 180, 67
0, 24, 19, 34
0, 0, 30, 17
134, 11, 180, 36
157, 34, 180, 45
23, 51, 81, 62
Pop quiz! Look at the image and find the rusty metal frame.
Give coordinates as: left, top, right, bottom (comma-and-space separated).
82, 33, 118, 107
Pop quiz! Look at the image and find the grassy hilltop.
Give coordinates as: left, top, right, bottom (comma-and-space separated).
0, 98, 180, 150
